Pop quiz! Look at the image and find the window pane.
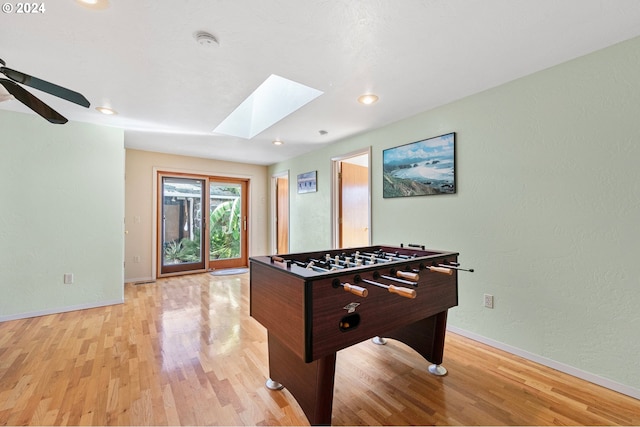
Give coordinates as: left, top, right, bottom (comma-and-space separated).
162, 178, 203, 266
209, 182, 242, 261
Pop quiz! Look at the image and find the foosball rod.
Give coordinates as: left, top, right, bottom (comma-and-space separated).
270, 255, 292, 268
313, 256, 374, 269
390, 269, 420, 282
378, 275, 418, 286
424, 264, 453, 276
347, 250, 410, 264
309, 258, 347, 270
370, 251, 411, 260
356, 253, 398, 264
374, 271, 419, 286
333, 281, 368, 297
359, 251, 411, 262
402, 243, 426, 250
356, 277, 416, 299
438, 264, 474, 273
292, 259, 335, 273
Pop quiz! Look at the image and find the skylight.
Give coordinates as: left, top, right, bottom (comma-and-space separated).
213, 74, 323, 139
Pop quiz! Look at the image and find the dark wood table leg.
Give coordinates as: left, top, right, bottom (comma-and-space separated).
266, 332, 336, 425
383, 311, 449, 373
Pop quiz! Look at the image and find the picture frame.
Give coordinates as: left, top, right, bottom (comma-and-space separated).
297, 170, 317, 193
383, 132, 456, 198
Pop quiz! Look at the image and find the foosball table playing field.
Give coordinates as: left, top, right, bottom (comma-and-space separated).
249, 244, 472, 425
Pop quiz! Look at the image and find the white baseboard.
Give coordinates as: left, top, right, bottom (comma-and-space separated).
0, 299, 124, 323
125, 276, 155, 284
447, 325, 640, 400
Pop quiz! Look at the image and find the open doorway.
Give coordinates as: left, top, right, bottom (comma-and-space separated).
332, 148, 371, 248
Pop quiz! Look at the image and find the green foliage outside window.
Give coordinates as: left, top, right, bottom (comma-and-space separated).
163, 196, 241, 264
209, 197, 241, 259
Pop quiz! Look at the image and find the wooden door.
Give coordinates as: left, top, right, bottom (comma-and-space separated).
276, 176, 289, 254
340, 162, 369, 247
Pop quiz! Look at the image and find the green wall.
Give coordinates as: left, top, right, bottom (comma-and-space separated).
0, 110, 125, 320
269, 36, 640, 395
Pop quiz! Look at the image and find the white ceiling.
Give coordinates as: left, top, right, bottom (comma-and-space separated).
2, 0, 640, 165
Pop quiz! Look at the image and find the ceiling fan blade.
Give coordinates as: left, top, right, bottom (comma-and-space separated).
0, 66, 90, 108
0, 78, 68, 124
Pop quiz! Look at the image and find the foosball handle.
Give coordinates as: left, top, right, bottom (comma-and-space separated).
342, 283, 368, 297
388, 285, 416, 299
270, 256, 291, 268
396, 270, 419, 282
428, 266, 453, 275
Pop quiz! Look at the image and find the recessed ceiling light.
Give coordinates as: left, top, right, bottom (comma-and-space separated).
272, 140, 284, 146
357, 94, 379, 105
96, 106, 117, 115
76, 0, 109, 9
213, 74, 323, 139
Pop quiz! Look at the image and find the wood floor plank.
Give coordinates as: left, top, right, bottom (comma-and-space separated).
1, 272, 639, 425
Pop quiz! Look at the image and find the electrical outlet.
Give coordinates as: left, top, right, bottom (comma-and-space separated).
64, 273, 74, 284
483, 293, 494, 309
133, 255, 141, 263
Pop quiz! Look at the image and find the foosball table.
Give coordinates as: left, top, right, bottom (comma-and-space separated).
249, 244, 471, 425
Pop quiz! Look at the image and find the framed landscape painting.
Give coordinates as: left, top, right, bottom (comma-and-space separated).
383, 132, 456, 198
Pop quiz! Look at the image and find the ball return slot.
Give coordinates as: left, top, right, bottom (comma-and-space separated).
339, 313, 360, 332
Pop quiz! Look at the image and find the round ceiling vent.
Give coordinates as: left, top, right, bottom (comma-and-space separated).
194, 31, 219, 47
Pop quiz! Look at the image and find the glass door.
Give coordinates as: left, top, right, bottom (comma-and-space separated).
159, 176, 206, 275
208, 179, 248, 270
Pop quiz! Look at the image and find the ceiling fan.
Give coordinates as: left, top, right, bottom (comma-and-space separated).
0, 58, 90, 124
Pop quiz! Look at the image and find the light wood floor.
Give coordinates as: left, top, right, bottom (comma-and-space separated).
1, 272, 639, 426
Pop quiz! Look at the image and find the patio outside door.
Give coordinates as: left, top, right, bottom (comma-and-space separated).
158, 174, 249, 277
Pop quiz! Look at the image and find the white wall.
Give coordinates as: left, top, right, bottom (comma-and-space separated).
0, 110, 125, 321
124, 149, 269, 282
268, 36, 640, 395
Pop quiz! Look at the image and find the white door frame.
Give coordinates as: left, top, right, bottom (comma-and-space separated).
330, 147, 372, 249
152, 166, 253, 278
